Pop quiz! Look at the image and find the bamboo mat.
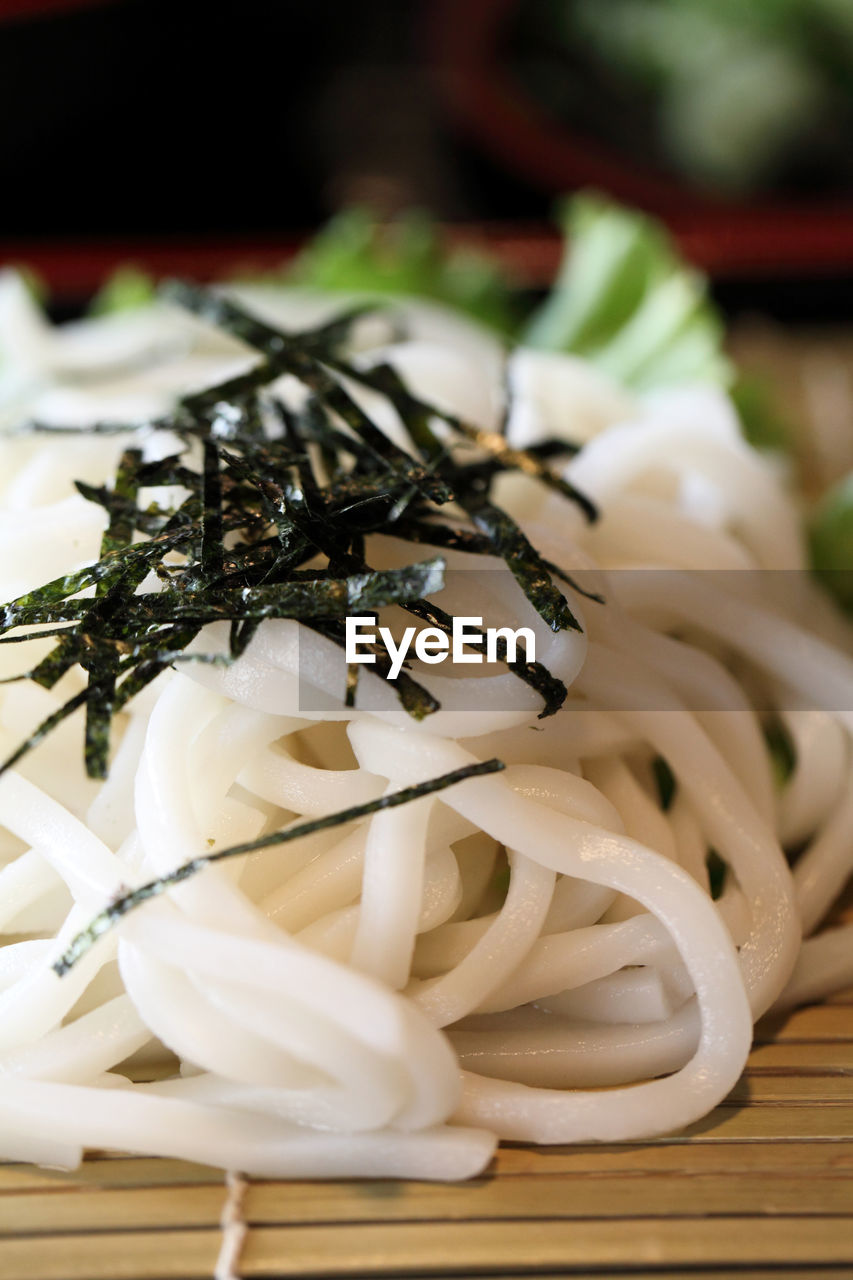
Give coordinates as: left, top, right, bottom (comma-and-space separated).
2, 988, 853, 1280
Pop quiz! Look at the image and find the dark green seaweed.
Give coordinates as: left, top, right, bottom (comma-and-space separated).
53, 756, 505, 975
1, 284, 603, 780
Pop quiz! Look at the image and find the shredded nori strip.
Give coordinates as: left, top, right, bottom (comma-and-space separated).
52, 756, 505, 975
1, 284, 604, 780
0, 688, 90, 779
161, 279, 373, 361
459, 495, 583, 634
180, 285, 597, 560
394, 596, 567, 719
308, 618, 440, 720
345, 359, 597, 520
318, 357, 592, 630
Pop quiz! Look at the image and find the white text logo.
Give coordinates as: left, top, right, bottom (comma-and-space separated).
344, 616, 535, 679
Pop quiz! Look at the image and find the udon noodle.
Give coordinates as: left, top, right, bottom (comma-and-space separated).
0, 273, 851, 1179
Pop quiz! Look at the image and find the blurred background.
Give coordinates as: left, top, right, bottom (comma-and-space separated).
3, 0, 853, 292
1, 0, 853, 487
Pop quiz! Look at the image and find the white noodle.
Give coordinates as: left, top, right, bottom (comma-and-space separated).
0, 284, 850, 1178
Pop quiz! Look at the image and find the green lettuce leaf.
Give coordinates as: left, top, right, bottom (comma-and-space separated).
285, 207, 518, 335
522, 194, 731, 389
89, 266, 155, 316
522, 193, 791, 451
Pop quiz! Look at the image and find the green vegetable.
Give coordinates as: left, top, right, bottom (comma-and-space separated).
286, 207, 518, 335
14, 264, 49, 309
523, 194, 731, 390
567, 0, 839, 194
89, 266, 155, 316
809, 470, 853, 611
521, 194, 794, 454
45, 196, 787, 460
729, 374, 790, 453
266, 195, 790, 453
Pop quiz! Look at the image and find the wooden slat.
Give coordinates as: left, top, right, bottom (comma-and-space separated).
746, 1040, 853, 1072
495, 1140, 853, 1176
0, 1184, 225, 1236
244, 1174, 852, 1223
5, 1217, 853, 1280
3, 1171, 852, 1238
1, 1229, 221, 1280
238, 1218, 853, 1274
0, 1158, 220, 1194
755, 1004, 853, 1041
726, 1073, 853, 1102
673, 1103, 853, 1141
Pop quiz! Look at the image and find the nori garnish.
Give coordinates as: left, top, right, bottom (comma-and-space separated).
337, 359, 597, 519
1, 283, 603, 779
52, 756, 505, 975
324, 357, 593, 631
